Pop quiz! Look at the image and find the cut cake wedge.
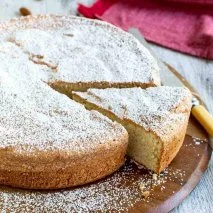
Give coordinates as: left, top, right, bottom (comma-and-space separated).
73, 87, 192, 173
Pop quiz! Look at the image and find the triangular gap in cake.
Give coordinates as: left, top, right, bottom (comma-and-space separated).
72, 87, 192, 173
49, 80, 158, 98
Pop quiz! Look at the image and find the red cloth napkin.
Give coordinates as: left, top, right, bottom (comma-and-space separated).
164, 0, 213, 5
78, 0, 213, 60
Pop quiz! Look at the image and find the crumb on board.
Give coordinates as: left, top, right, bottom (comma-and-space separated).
1, 161, 188, 211
142, 191, 150, 198
139, 183, 145, 191
152, 173, 157, 180
19, 7, 32, 16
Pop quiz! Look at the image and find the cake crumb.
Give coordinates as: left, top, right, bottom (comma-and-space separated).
139, 183, 145, 191
19, 7, 32, 16
152, 174, 157, 180
142, 191, 150, 198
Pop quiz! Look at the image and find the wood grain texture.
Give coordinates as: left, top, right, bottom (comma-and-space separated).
0, 0, 212, 212
150, 45, 213, 213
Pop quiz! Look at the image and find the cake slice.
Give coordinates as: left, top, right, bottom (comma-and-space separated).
73, 87, 192, 173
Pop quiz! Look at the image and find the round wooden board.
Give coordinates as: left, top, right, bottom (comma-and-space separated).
0, 65, 211, 212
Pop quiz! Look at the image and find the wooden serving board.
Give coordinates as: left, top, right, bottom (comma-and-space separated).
0, 65, 211, 213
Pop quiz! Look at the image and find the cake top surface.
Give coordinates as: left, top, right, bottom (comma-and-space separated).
0, 41, 126, 153
74, 87, 192, 141
0, 14, 160, 85
0, 14, 162, 152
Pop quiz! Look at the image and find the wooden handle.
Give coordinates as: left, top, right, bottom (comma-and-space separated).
191, 105, 213, 137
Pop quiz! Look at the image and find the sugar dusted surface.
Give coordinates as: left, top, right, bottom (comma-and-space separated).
0, 41, 126, 152
0, 15, 160, 85
75, 87, 192, 141
0, 14, 161, 152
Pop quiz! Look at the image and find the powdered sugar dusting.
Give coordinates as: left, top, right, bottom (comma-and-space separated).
74, 87, 192, 141
0, 161, 187, 212
0, 40, 126, 153
0, 14, 161, 151
0, 14, 160, 85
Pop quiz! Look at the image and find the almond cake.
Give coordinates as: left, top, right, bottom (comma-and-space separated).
0, 14, 190, 189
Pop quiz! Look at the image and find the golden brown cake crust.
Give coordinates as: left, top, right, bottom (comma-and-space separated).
0, 134, 128, 189
157, 96, 190, 173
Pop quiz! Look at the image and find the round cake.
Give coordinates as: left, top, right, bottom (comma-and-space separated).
0, 46, 128, 189
0, 15, 160, 189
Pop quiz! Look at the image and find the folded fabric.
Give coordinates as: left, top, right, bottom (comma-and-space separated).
78, 0, 213, 60
163, 0, 213, 5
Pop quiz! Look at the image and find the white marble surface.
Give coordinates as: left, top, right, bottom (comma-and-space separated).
0, 0, 212, 212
